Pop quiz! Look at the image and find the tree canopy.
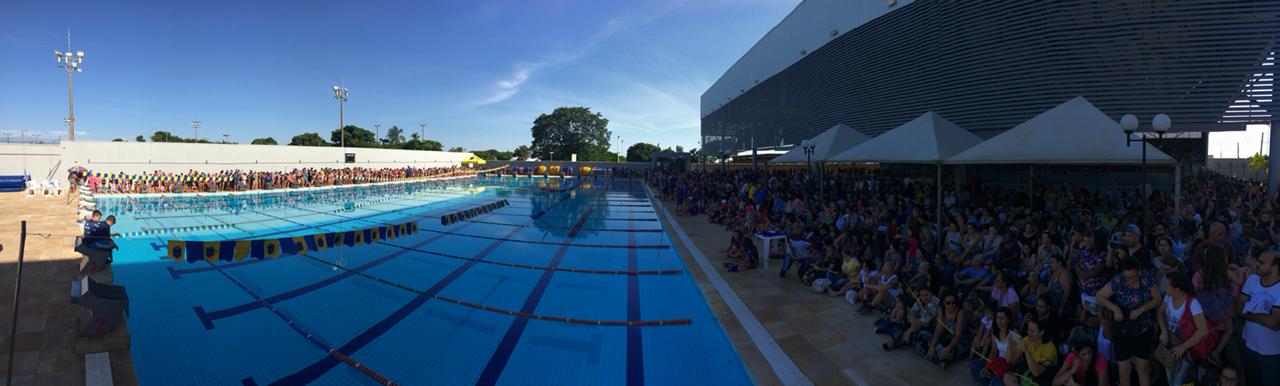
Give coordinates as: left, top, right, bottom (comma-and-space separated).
251, 137, 278, 145
135, 135, 145, 142
111, 138, 123, 142
626, 142, 661, 162
150, 131, 211, 143
473, 149, 513, 161
512, 145, 531, 160
330, 125, 377, 147
401, 139, 443, 151
289, 132, 329, 147
530, 106, 612, 161
447, 146, 466, 152
1249, 153, 1269, 171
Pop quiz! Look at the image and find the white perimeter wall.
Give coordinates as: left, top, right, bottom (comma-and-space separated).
0, 141, 470, 183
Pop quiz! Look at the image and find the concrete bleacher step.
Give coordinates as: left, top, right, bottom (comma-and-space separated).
85, 352, 113, 386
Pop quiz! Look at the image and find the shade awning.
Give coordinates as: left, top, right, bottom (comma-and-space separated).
947, 96, 1175, 165
830, 111, 982, 164
768, 123, 869, 164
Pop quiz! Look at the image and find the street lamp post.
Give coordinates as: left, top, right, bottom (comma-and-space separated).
191, 120, 201, 141
802, 139, 817, 194
332, 85, 349, 147
54, 31, 84, 142
1120, 113, 1171, 212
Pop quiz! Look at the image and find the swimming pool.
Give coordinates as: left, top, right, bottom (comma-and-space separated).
96, 176, 751, 385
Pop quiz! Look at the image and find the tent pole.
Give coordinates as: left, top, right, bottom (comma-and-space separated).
936, 162, 943, 253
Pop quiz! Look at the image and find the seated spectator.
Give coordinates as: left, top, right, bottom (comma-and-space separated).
970, 307, 1022, 386
884, 286, 937, 351
1022, 318, 1059, 386
919, 292, 970, 369
1053, 336, 1111, 386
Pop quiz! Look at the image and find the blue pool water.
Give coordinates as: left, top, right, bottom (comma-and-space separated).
95, 177, 751, 385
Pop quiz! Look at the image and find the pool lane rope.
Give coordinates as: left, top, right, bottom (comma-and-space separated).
439, 200, 509, 225
298, 246, 692, 327
164, 221, 420, 263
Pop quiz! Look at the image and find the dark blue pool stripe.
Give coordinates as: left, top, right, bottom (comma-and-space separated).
475, 207, 596, 386
192, 225, 465, 330
268, 184, 586, 385
626, 218, 644, 386
416, 228, 669, 249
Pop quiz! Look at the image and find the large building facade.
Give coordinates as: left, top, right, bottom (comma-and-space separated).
701, 0, 1279, 161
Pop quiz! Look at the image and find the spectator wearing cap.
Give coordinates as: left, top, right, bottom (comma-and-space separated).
1121, 224, 1153, 271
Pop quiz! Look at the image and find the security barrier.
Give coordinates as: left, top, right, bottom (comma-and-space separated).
439, 200, 510, 226
165, 221, 419, 263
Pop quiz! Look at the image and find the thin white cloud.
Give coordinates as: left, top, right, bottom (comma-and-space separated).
479, 62, 541, 106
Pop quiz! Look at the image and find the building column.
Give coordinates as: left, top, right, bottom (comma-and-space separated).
1270, 121, 1280, 198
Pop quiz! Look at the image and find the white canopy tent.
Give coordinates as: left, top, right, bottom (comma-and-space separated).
830, 111, 982, 249
830, 111, 982, 163
947, 96, 1174, 165
768, 123, 869, 164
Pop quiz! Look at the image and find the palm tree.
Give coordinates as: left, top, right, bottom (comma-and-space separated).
385, 126, 405, 145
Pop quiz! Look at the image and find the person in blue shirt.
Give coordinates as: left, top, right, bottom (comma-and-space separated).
84, 214, 119, 251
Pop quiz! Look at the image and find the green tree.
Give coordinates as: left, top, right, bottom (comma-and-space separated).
447, 146, 466, 152
626, 142, 661, 162
135, 135, 145, 142
1248, 153, 1269, 171
330, 125, 377, 147
112, 138, 124, 142
473, 149, 513, 161
151, 131, 178, 142
251, 137, 278, 145
402, 139, 444, 151
384, 126, 405, 145
530, 106, 612, 161
512, 145, 531, 160
289, 132, 329, 146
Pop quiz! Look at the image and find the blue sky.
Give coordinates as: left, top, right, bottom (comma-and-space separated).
0, 0, 797, 151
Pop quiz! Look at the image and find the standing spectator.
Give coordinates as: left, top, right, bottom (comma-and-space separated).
1237, 250, 1280, 386
1095, 258, 1160, 386
1155, 271, 1211, 386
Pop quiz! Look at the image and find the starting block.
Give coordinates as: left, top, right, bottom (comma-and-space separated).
70, 276, 129, 336
75, 237, 112, 275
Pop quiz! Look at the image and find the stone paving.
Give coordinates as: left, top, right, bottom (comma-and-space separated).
652, 196, 972, 386
0, 191, 136, 385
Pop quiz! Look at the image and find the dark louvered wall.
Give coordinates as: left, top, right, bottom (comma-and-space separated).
701, 0, 1280, 154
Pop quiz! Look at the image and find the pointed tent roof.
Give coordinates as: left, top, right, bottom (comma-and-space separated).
947, 97, 1174, 165
769, 123, 869, 164
830, 111, 982, 163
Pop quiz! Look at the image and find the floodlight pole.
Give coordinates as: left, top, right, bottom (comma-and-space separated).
191, 119, 201, 140
419, 122, 427, 140
333, 84, 349, 148
374, 124, 381, 145
55, 30, 84, 142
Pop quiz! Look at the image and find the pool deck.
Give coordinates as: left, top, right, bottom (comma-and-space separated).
650, 194, 971, 386
0, 192, 137, 385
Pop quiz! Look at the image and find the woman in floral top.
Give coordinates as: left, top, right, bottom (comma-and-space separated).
1095, 258, 1161, 386
1075, 230, 1109, 315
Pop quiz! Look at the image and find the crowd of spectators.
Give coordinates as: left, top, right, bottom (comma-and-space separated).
84, 166, 473, 194
652, 167, 1277, 386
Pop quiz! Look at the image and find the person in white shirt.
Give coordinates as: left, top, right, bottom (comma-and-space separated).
1156, 271, 1209, 386
1237, 250, 1280, 386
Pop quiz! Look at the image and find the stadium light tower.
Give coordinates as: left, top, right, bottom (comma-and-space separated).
54, 30, 84, 141
191, 119, 202, 140
419, 122, 427, 140
374, 124, 381, 145
333, 84, 349, 147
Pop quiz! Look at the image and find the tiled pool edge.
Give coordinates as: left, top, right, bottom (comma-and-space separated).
644, 185, 813, 386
